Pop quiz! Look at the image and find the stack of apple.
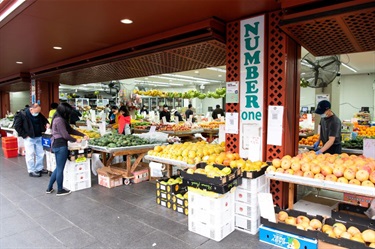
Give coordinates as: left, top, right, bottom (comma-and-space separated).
266, 151, 375, 187
322, 222, 375, 247
277, 211, 322, 231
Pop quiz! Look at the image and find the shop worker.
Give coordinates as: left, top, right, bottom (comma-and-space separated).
48, 102, 59, 123
171, 109, 183, 122
14, 103, 49, 177
159, 104, 171, 123
47, 103, 88, 196
185, 104, 195, 122
118, 105, 131, 135
313, 100, 342, 155
109, 106, 120, 129
212, 104, 225, 119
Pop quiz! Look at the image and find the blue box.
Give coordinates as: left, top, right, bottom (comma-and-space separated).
42, 134, 52, 151
259, 225, 317, 249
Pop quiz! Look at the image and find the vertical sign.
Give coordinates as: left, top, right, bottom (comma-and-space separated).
31, 79, 36, 104
239, 15, 265, 160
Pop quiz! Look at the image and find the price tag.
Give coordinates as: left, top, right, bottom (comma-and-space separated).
364, 139, 375, 159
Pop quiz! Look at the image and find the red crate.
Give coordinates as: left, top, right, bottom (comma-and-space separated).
3, 148, 18, 158
2, 137, 18, 149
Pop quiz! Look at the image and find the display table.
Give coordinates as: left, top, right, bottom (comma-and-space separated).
298, 145, 363, 155
90, 144, 159, 182
201, 129, 219, 142
144, 155, 195, 177
266, 172, 375, 208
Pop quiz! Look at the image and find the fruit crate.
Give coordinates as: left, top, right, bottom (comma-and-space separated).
179, 162, 241, 185
331, 203, 375, 229
235, 183, 269, 203
3, 148, 18, 158
188, 218, 234, 242
235, 214, 261, 235
260, 206, 324, 239
156, 176, 185, 193
241, 163, 268, 179
183, 177, 242, 194
188, 187, 234, 212
1, 137, 17, 149
63, 179, 91, 192
172, 202, 188, 216
235, 201, 259, 218
156, 189, 172, 201
171, 191, 188, 207
156, 197, 172, 209
238, 174, 268, 191
68, 148, 93, 161
318, 218, 371, 249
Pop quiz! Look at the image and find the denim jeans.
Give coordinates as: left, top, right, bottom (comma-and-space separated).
24, 136, 44, 173
48, 146, 68, 191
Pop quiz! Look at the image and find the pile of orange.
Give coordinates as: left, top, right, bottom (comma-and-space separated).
356, 126, 375, 137
299, 134, 323, 146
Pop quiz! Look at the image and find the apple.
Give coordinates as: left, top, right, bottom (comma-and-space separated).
309, 219, 322, 230
303, 171, 314, 178
285, 169, 294, 175
356, 169, 370, 182
278, 211, 288, 222
340, 231, 352, 239
369, 243, 375, 248
326, 229, 336, 238
301, 163, 311, 172
272, 158, 281, 168
325, 174, 337, 182
333, 165, 345, 177
282, 155, 292, 161
276, 168, 285, 173
266, 166, 277, 173
322, 224, 333, 233
349, 179, 361, 185
362, 229, 375, 243
310, 164, 321, 174
362, 180, 375, 187
294, 170, 303, 177
281, 158, 292, 170
370, 171, 375, 184
337, 177, 349, 184
321, 165, 333, 176
333, 226, 345, 238
314, 173, 325, 180
360, 165, 372, 174
351, 233, 365, 243
296, 224, 305, 230
296, 215, 310, 224
291, 162, 301, 171
285, 217, 297, 226
344, 168, 356, 180
347, 226, 361, 236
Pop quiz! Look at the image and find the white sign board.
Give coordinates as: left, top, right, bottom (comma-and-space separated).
239, 15, 265, 161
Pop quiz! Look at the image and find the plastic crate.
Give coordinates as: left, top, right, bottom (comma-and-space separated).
63, 179, 91, 192
188, 218, 234, 242
235, 214, 261, 235
3, 148, 18, 158
189, 206, 234, 226
64, 160, 90, 173
235, 184, 268, 203
156, 190, 172, 201
64, 170, 91, 182
1, 137, 17, 149
68, 148, 93, 161
238, 175, 267, 191
188, 189, 234, 212
235, 201, 259, 218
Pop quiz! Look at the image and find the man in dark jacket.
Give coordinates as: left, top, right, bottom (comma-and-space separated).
14, 103, 49, 177
212, 105, 225, 119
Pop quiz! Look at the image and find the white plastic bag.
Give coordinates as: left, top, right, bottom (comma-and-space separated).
91, 153, 104, 176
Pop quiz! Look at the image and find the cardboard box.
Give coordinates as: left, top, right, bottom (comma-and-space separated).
331, 203, 375, 229
172, 203, 188, 216
172, 191, 188, 207
156, 197, 172, 209
259, 225, 317, 249
241, 164, 268, 179
156, 189, 172, 201
156, 176, 185, 193
132, 166, 149, 184
97, 167, 123, 188
189, 205, 233, 226
318, 240, 347, 249
183, 177, 242, 194
343, 193, 372, 208
65, 159, 91, 173
68, 148, 93, 161
179, 162, 241, 185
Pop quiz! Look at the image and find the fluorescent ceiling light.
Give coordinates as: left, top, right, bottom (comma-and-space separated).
135, 80, 183, 86
162, 74, 221, 83
0, 0, 25, 22
121, 19, 133, 24
16, 61, 23, 64
341, 62, 357, 73
207, 67, 226, 73
53, 46, 62, 50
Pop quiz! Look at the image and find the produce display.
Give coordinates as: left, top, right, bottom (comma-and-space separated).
73, 128, 101, 138
158, 124, 192, 132
299, 127, 314, 135
299, 134, 322, 146
356, 126, 375, 137
185, 164, 232, 177
89, 134, 150, 148
133, 87, 226, 99
267, 152, 375, 187
277, 211, 322, 231
342, 137, 364, 149
158, 177, 183, 185
199, 121, 225, 129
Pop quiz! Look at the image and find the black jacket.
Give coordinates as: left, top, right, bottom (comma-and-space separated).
14, 109, 48, 139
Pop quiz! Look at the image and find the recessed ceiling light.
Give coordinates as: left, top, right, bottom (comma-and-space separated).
121, 19, 133, 24
53, 46, 62, 50
16, 61, 23, 64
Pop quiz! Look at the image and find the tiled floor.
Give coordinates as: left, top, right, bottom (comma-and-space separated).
0, 152, 278, 249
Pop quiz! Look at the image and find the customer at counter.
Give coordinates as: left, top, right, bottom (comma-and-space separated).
313, 100, 342, 154
159, 104, 171, 123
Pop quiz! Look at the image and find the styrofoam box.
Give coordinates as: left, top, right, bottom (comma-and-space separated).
189, 206, 234, 226
235, 184, 268, 203
64, 159, 91, 173
235, 214, 261, 235
235, 200, 259, 218
188, 218, 235, 242
238, 175, 268, 191
45, 151, 56, 172
188, 189, 234, 212
63, 179, 91, 191
64, 170, 91, 182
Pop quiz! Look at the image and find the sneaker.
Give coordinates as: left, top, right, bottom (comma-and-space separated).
29, 172, 41, 177
46, 188, 54, 194
56, 189, 71, 196
37, 169, 48, 174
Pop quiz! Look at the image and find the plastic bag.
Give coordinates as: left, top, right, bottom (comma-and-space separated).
91, 153, 104, 176
134, 132, 168, 144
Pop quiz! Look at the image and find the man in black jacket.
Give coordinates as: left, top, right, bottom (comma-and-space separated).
14, 103, 49, 177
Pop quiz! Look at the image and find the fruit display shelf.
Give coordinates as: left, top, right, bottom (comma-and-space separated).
144, 155, 195, 177
297, 145, 363, 155
266, 172, 375, 201
89, 143, 162, 154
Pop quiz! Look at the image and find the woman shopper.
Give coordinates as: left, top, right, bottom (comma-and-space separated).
118, 105, 131, 135
47, 103, 88, 196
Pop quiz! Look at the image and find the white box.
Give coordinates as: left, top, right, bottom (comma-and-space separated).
235, 214, 261, 235
189, 206, 234, 226
235, 184, 268, 203
45, 151, 56, 173
188, 218, 234, 242
188, 189, 235, 212
65, 159, 91, 173
63, 179, 91, 191
235, 201, 259, 218
238, 175, 267, 191
64, 170, 91, 182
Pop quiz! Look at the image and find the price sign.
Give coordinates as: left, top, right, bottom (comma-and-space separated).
364, 139, 375, 159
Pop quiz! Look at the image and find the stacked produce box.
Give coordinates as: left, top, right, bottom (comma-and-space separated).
235, 174, 269, 235
2, 137, 18, 158
155, 176, 187, 214
63, 158, 91, 191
